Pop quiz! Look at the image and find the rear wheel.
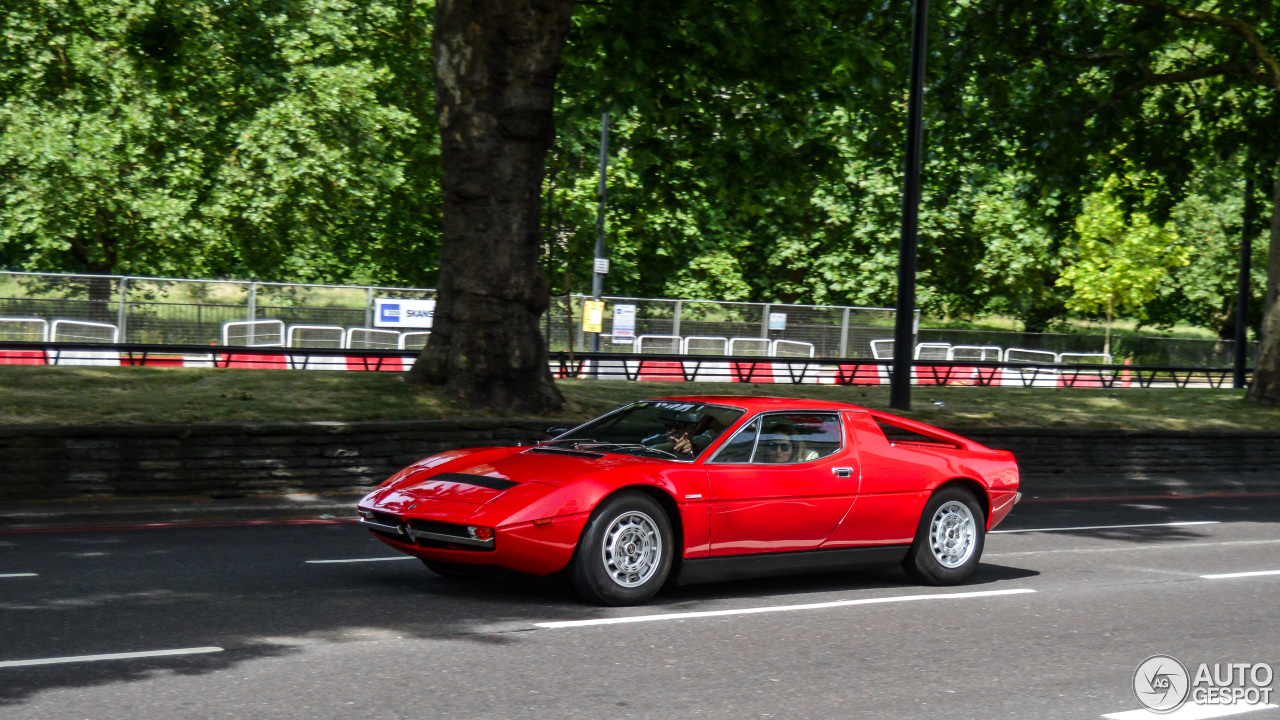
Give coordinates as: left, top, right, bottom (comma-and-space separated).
903, 486, 985, 585
570, 491, 673, 606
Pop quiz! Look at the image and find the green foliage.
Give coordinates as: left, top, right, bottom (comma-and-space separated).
0, 0, 440, 284
1, 0, 1275, 341
1058, 172, 1188, 320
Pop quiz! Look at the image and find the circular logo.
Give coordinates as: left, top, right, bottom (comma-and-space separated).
1133, 655, 1191, 713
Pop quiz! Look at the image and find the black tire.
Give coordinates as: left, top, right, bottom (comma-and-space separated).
421, 558, 472, 578
902, 486, 986, 585
569, 491, 674, 606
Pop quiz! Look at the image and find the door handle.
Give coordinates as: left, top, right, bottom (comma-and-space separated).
832, 467, 853, 478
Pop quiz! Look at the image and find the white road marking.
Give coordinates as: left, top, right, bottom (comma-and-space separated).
988, 538, 1280, 558
1102, 701, 1277, 720
535, 588, 1036, 629
305, 556, 417, 564
1201, 569, 1280, 580
0, 573, 37, 579
991, 521, 1219, 534
0, 647, 224, 669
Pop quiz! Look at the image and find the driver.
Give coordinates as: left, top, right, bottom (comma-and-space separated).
648, 411, 718, 457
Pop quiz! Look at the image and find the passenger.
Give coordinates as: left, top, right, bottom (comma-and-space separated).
757, 426, 798, 463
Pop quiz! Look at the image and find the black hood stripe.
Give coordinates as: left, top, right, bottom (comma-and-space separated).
430, 473, 518, 491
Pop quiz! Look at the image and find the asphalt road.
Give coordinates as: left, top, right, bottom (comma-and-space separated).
1, 496, 1279, 720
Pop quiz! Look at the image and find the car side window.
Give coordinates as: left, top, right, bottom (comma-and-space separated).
753, 414, 841, 464
709, 419, 760, 463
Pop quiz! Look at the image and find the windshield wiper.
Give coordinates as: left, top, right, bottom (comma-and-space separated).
573, 442, 681, 459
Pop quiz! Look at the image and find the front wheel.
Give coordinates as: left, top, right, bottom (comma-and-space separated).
903, 486, 985, 585
569, 491, 674, 606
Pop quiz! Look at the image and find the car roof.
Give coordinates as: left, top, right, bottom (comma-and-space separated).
646, 395, 869, 413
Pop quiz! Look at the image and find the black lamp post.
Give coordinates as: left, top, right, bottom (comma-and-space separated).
1233, 177, 1255, 389
890, 0, 929, 410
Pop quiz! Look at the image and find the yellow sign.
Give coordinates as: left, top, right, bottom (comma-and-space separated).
582, 300, 605, 333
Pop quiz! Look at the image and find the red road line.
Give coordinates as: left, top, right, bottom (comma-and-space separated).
0, 517, 360, 535
1019, 491, 1280, 504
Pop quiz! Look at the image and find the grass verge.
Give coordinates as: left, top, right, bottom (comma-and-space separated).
2, 365, 1279, 430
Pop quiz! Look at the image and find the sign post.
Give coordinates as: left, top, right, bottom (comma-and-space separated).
589, 112, 610, 353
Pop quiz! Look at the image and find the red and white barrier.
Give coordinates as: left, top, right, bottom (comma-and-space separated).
0, 350, 1183, 389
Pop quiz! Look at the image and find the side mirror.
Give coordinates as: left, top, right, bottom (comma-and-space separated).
546, 426, 570, 438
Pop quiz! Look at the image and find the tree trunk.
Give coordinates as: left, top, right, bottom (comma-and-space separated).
86, 275, 113, 324
407, 0, 572, 412
1247, 169, 1280, 404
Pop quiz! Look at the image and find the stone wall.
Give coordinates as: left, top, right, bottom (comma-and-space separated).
0, 419, 556, 502
962, 428, 1280, 499
1, 420, 1277, 502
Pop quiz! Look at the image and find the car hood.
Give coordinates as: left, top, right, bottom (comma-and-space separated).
383, 446, 666, 506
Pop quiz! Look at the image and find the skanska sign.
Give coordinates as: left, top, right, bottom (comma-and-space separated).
375, 298, 435, 329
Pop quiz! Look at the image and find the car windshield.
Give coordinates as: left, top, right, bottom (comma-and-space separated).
547, 401, 745, 460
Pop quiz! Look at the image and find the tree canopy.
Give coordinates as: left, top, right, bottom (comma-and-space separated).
1, 0, 1276, 342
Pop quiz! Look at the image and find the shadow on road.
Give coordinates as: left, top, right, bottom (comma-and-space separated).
0, 644, 294, 704
19, 494, 1274, 705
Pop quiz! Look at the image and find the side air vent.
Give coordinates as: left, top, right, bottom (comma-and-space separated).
873, 419, 960, 449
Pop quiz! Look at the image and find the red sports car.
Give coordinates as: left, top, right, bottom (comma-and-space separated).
356, 396, 1020, 605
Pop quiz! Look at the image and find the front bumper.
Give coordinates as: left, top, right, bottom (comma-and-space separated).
359, 508, 590, 577
358, 514, 496, 549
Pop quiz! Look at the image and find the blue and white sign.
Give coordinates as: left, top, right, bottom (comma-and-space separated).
375, 298, 435, 328
768, 312, 787, 331
611, 304, 636, 345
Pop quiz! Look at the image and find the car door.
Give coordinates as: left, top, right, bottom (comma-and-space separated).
822, 412, 946, 547
704, 412, 859, 556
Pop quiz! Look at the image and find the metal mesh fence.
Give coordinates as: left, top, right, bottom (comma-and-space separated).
683, 336, 729, 355
347, 328, 401, 350
636, 335, 682, 354
50, 320, 118, 343
728, 337, 771, 356
539, 295, 904, 357
223, 320, 285, 347
1058, 352, 1112, 365
914, 343, 952, 361
0, 318, 48, 342
772, 340, 816, 358
399, 331, 431, 350
286, 325, 345, 349
0, 271, 1256, 366
919, 329, 1253, 367
0, 272, 437, 347
1005, 348, 1057, 364
948, 345, 1001, 362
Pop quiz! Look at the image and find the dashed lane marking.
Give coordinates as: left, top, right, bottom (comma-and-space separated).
0, 647, 224, 669
1201, 569, 1280, 580
305, 556, 417, 564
